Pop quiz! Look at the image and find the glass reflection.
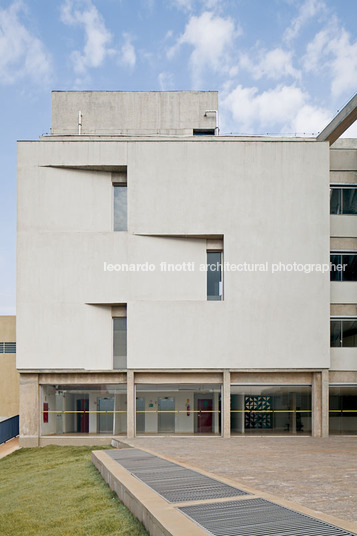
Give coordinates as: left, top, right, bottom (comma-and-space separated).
114, 186, 127, 231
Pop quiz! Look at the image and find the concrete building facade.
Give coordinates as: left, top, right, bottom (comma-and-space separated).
17, 91, 357, 446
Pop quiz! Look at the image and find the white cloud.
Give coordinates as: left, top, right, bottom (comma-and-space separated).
303, 21, 357, 97
284, 0, 326, 42
61, 0, 113, 73
240, 47, 300, 81
119, 33, 136, 68
292, 104, 332, 135
158, 71, 175, 90
168, 11, 238, 86
342, 122, 357, 138
221, 84, 330, 135
171, 0, 193, 10
171, 0, 223, 12
0, 0, 52, 85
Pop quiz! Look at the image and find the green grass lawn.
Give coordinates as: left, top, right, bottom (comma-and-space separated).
0, 445, 148, 536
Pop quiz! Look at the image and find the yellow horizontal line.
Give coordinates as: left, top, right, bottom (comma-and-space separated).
42, 409, 316, 414
329, 410, 357, 413
177, 410, 221, 413
42, 410, 127, 414
230, 410, 312, 413
42, 409, 356, 415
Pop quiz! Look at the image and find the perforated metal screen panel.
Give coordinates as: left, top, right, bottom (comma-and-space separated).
179, 498, 357, 536
106, 449, 248, 503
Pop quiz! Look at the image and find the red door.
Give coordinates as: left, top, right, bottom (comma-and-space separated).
197, 398, 213, 433
77, 399, 89, 433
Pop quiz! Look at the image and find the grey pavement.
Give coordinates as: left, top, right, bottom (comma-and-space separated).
126, 436, 357, 523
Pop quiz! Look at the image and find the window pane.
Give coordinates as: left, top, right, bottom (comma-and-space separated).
231, 385, 311, 435
330, 254, 342, 281
330, 189, 341, 214
41, 384, 127, 436
330, 321, 341, 347
329, 385, 357, 435
342, 254, 357, 281
113, 317, 127, 368
193, 129, 215, 136
114, 186, 127, 231
207, 252, 222, 301
342, 320, 357, 347
342, 189, 357, 215
4, 342, 16, 353
135, 384, 221, 435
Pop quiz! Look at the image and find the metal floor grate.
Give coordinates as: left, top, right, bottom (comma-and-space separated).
105, 449, 248, 503
179, 498, 357, 536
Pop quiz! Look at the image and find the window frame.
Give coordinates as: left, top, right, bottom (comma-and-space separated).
113, 306, 127, 369
330, 316, 357, 347
0, 342, 16, 353
330, 250, 357, 282
330, 184, 357, 215
207, 250, 223, 301
113, 183, 128, 232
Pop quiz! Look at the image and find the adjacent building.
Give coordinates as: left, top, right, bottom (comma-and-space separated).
17, 91, 357, 446
0, 316, 19, 421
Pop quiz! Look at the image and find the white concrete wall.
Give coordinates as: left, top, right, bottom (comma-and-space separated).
17, 138, 330, 371
51, 91, 218, 136
330, 147, 357, 171
330, 216, 357, 238
330, 348, 357, 371
330, 282, 357, 303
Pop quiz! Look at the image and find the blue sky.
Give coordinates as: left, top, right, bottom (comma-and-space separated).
0, 0, 357, 314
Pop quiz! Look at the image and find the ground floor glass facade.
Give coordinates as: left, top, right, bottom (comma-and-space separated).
41, 384, 127, 435
231, 385, 312, 435
135, 384, 221, 435
37, 380, 357, 438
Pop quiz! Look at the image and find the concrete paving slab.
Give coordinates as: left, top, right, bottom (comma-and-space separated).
124, 436, 357, 524
96, 442, 357, 536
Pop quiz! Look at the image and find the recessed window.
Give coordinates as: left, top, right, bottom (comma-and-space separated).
330, 318, 357, 347
330, 252, 357, 281
207, 251, 223, 301
113, 317, 127, 369
193, 129, 215, 136
113, 170, 127, 231
113, 185, 127, 231
330, 186, 357, 215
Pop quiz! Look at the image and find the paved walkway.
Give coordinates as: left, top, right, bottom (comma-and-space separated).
0, 437, 20, 459
126, 436, 357, 524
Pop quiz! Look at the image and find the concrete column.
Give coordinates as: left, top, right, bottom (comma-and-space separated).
222, 370, 231, 438
312, 372, 322, 437
321, 369, 329, 438
127, 370, 135, 439
19, 373, 40, 447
